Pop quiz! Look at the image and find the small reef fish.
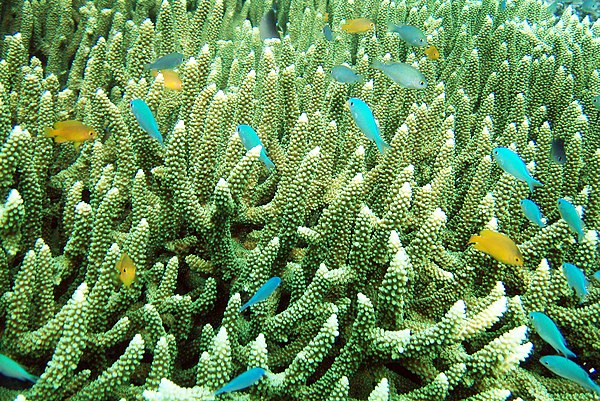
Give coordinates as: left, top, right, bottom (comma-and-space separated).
520, 199, 546, 228
331, 65, 362, 84
214, 367, 266, 395
236, 125, 276, 171
260, 3, 280, 40
116, 252, 136, 288
557, 198, 585, 241
594, 270, 600, 283
387, 23, 428, 47
550, 138, 566, 164
240, 277, 281, 312
159, 70, 182, 91
540, 356, 600, 395
144, 52, 184, 71
592, 95, 600, 110
468, 229, 524, 266
425, 45, 441, 60
323, 25, 335, 41
130, 99, 164, 146
324, 12, 330, 22
562, 262, 588, 303
492, 147, 543, 193
348, 97, 390, 154
528, 312, 576, 358
372, 60, 427, 89
45, 120, 97, 148
341, 18, 375, 33
500, 0, 507, 11
0, 353, 38, 383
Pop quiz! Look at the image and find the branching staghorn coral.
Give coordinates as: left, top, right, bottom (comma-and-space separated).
0, 0, 599, 400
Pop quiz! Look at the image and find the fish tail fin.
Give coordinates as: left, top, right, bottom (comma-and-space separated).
26, 373, 39, 383
239, 302, 250, 312
387, 22, 398, 32
263, 155, 276, 172
467, 234, 481, 245
376, 139, 391, 154
578, 230, 585, 242
372, 59, 384, 70
563, 348, 577, 359
528, 178, 543, 193
44, 127, 56, 138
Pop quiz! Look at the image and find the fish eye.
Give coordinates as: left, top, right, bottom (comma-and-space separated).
370, 23, 375, 27
594, 99, 598, 103
420, 39, 424, 43
493, 150, 498, 154
350, 101, 354, 106
419, 81, 425, 86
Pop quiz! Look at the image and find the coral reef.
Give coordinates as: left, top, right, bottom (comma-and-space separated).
0, 0, 599, 400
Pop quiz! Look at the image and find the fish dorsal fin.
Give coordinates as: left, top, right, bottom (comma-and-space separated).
54, 120, 85, 129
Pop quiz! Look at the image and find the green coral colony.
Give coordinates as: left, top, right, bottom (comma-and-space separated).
1, 0, 600, 399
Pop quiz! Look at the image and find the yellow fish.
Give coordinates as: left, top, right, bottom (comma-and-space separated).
341, 18, 375, 33
116, 252, 136, 288
468, 229, 524, 266
151, 70, 182, 90
425, 45, 441, 60
45, 120, 97, 147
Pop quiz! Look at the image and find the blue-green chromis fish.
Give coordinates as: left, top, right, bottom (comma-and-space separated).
236, 125, 276, 171
260, 3, 280, 41
562, 262, 588, 303
387, 23, 428, 47
594, 270, 600, 283
550, 138, 566, 164
331, 65, 362, 84
130, 99, 163, 146
520, 199, 546, 228
144, 53, 184, 70
499, 0, 507, 11
240, 277, 281, 312
214, 367, 266, 395
540, 356, 600, 395
0, 354, 38, 383
323, 25, 335, 41
492, 147, 543, 193
372, 60, 427, 90
348, 98, 390, 154
528, 312, 576, 358
557, 198, 585, 241
592, 95, 600, 110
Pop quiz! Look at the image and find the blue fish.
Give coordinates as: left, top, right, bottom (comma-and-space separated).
540, 356, 600, 395
520, 199, 546, 228
348, 98, 390, 153
594, 270, 600, 283
236, 125, 276, 171
214, 367, 266, 395
562, 263, 589, 303
130, 99, 163, 146
550, 138, 566, 164
499, 0, 507, 11
323, 25, 335, 41
0, 354, 38, 383
528, 312, 576, 358
144, 53, 185, 70
240, 277, 281, 312
558, 198, 585, 241
331, 65, 362, 84
387, 23, 428, 47
492, 147, 543, 193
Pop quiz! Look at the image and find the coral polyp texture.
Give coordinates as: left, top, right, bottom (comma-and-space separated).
0, 0, 599, 399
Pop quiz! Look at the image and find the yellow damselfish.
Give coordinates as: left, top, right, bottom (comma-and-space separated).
341, 18, 375, 33
468, 229, 524, 266
151, 69, 182, 90
45, 120, 97, 147
425, 45, 441, 60
116, 252, 136, 288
